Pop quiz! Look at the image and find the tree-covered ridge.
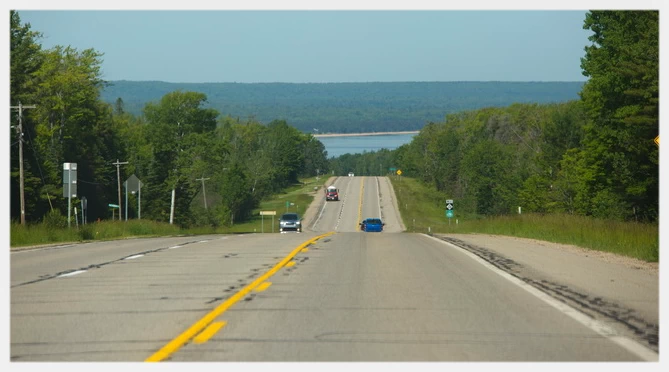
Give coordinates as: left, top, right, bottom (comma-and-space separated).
331, 11, 658, 223
101, 81, 584, 133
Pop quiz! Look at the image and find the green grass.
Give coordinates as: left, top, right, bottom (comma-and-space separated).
10, 176, 325, 248
390, 176, 659, 262
10, 219, 181, 248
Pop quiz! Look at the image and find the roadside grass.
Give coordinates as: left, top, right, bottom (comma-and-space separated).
10, 176, 324, 248
10, 219, 181, 248
389, 176, 659, 262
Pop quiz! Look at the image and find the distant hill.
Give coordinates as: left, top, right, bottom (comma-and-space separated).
101, 81, 585, 133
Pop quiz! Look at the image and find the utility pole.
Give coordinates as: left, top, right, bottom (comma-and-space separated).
196, 176, 211, 209
10, 102, 37, 226
112, 159, 129, 220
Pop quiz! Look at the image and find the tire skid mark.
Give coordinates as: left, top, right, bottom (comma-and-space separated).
437, 236, 659, 351
12, 239, 219, 288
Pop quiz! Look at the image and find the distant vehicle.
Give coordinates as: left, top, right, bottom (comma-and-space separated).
279, 213, 301, 232
348, 172, 354, 177
325, 185, 339, 201
360, 218, 384, 232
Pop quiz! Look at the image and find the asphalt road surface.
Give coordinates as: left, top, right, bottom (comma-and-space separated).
10, 176, 658, 362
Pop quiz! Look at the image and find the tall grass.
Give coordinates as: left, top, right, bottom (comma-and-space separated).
10, 177, 323, 248
390, 176, 659, 262
10, 219, 181, 248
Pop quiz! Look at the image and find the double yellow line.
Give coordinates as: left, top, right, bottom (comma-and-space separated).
145, 231, 335, 362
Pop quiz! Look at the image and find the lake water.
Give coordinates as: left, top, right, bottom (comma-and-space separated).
318, 133, 416, 158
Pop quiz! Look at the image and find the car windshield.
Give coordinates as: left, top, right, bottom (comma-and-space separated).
367, 219, 382, 224
281, 213, 299, 221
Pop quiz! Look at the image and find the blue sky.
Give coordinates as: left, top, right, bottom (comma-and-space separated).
14, 9, 595, 83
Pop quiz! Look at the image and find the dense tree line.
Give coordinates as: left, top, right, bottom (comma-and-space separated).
9, 11, 327, 227
332, 11, 658, 223
101, 81, 584, 134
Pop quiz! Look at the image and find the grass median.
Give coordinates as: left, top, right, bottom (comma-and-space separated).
10, 176, 325, 249
390, 175, 658, 262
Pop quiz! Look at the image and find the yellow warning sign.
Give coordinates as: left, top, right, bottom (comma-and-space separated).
654, 136, 659, 146
396, 169, 402, 176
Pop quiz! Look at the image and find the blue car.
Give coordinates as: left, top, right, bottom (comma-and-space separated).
360, 218, 384, 232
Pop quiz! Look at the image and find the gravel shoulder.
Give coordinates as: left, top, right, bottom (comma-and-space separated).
433, 233, 659, 352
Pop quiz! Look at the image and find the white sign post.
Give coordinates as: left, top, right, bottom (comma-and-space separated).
63, 163, 77, 228
260, 211, 277, 233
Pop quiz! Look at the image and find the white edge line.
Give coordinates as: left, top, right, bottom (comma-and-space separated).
58, 270, 86, 278
423, 234, 658, 362
313, 192, 329, 229
169, 245, 183, 249
124, 254, 145, 260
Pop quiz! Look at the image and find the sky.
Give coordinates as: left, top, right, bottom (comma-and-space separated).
10, 5, 600, 84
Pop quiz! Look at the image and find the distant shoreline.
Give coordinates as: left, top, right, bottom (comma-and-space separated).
313, 131, 419, 138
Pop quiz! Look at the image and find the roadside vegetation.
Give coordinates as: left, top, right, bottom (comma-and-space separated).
10, 177, 323, 248
390, 176, 658, 262
10, 10, 657, 260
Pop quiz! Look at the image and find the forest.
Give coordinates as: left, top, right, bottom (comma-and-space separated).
101, 80, 583, 133
9, 11, 328, 227
10, 10, 658, 227
330, 11, 658, 222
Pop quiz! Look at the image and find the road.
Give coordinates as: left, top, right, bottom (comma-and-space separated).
9, 177, 658, 362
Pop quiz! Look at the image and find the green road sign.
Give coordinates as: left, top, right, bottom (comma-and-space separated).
108, 204, 119, 208
389, 167, 397, 171
446, 210, 454, 218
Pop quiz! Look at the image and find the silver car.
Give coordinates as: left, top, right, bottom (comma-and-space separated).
279, 213, 302, 232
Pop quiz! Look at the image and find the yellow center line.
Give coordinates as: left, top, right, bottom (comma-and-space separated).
145, 231, 336, 362
193, 321, 226, 344
255, 281, 272, 292
357, 176, 364, 231
285, 261, 296, 267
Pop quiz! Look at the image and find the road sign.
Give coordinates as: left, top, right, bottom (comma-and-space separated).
125, 174, 141, 193
446, 210, 454, 218
396, 169, 402, 176
655, 136, 659, 146
108, 204, 119, 208
62, 162, 77, 197
446, 199, 454, 210
389, 167, 397, 171
260, 211, 276, 216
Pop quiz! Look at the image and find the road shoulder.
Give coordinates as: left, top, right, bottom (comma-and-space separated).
432, 233, 658, 352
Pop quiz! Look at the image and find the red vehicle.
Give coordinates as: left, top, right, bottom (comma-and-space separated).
325, 186, 339, 201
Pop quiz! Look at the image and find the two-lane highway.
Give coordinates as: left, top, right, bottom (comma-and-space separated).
10, 176, 657, 361
310, 176, 402, 233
